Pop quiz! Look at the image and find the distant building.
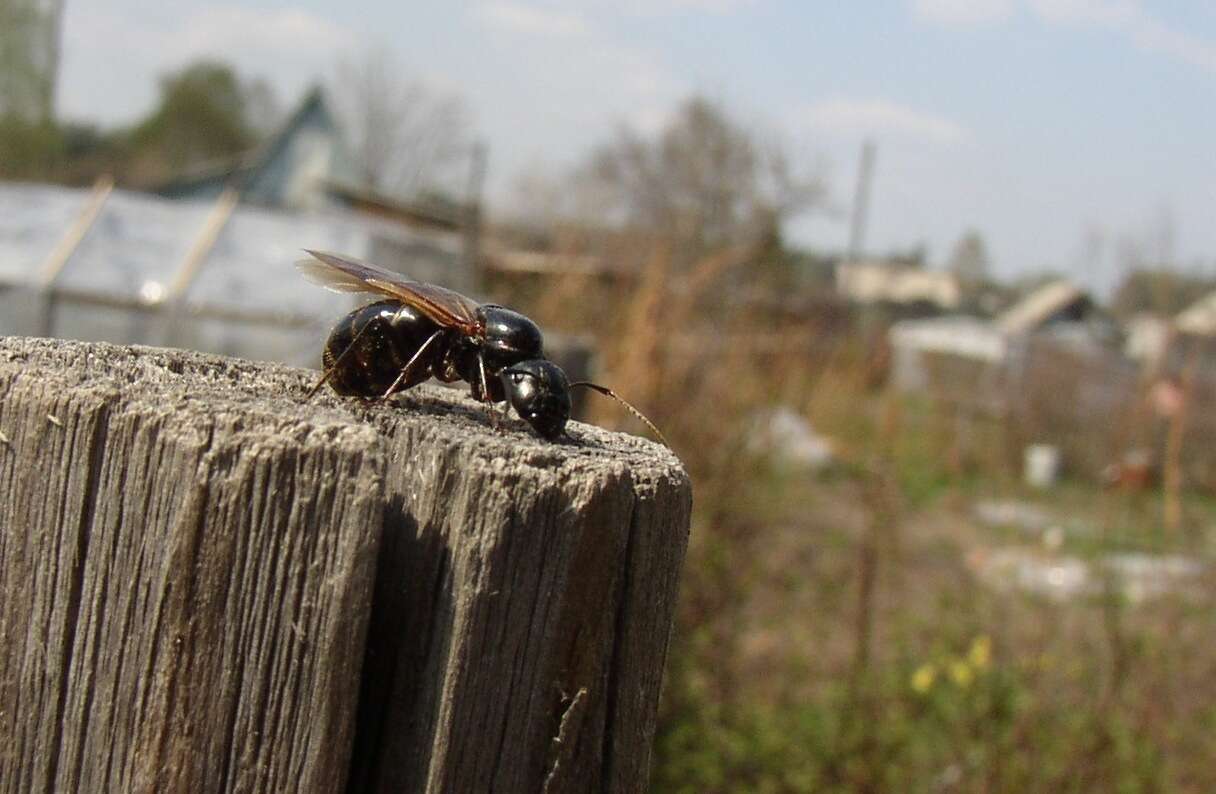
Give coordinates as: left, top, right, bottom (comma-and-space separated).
889, 316, 1005, 391
0, 182, 476, 366
889, 279, 1116, 391
836, 261, 961, 311
483, 248, 610, 278
156, 86, 358, 212
155, 86, 478, 294
1175, 291, 1216, 337
1124, 313, 1171, 365
1138, 291, 1216, 381
154, 86, 475, 232
0, 179, 594, 399
0, 85, 482, 359
995, 280, 1091, 335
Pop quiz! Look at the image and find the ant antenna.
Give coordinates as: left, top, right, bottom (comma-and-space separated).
570, 381, 669, 448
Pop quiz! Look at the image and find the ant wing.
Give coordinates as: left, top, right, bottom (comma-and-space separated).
299, 249, 481, 334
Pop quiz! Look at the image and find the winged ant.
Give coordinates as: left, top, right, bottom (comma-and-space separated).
298, 250, 666, 445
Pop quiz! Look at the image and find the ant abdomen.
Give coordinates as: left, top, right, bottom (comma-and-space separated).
322, 300, 446, 397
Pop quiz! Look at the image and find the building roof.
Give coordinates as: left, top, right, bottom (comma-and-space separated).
995, 280, 1087, 335
1175, 292, 1216, 336
483, 248, 609, 277
889, 316, 1006, 362
154, 86, 473, 237
157, 86, 358, 207
325, 182, 467, 233
835, 261, 960, 309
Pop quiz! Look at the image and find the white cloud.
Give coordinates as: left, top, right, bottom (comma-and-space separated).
914, 0, 1216, 73
647, 0, 759, 12
564, 0, 758, 15
468, 1, 682, 132
1024, 0, 1137, 26
171, 7, 360, 56
474, 2, 591, 37
913, 0, 1015, 27
1027, 0, 1216, 72
1129, 17, 1216, 72
801, 99, 970, 146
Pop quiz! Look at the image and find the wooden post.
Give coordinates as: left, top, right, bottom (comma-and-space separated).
0, 336, 690, 794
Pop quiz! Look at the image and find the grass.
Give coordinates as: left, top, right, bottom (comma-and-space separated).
487, 248, 1216, 793
971, 479, 1216, 559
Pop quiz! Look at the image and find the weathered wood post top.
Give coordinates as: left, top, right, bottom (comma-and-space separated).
0, 336, 691, 794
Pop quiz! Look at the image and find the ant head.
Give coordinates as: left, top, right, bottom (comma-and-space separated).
500, 359, 571, 440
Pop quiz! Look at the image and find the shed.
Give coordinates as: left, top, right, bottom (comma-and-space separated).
155, 86, 477, 244
836, 261, 961, 310
156, 86, 357, 211
1175, 291, 1216, 337
889, 280, 1112, 393
889, 316, 1005, 391
995, 280, 1090, 335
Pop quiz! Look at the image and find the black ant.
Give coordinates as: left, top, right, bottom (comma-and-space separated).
298, 250, 666, 445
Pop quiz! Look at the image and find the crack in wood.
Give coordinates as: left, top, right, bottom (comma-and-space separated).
542, 687, 589, 794
0, 337, 690, 794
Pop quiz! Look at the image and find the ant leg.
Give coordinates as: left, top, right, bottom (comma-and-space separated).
477, 353, 503, 430
379, 330, 446, 400
306, 318, 375, 399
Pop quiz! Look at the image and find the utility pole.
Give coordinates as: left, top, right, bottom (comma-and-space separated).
846, 139, 876, 264
464, 141, 488, 294
0, 0, 63, 122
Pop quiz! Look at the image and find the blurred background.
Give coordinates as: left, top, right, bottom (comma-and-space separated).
4, 1, 1216, 790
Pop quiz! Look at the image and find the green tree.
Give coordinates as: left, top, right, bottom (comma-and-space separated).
0, 0, 64, 178
0, 0, 62, 123
128, 61, 261, 179
0, 115, 61, 179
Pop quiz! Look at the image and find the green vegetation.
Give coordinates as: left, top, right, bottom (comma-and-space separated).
492, 228, 1216, 791
126, 62, 260, 177
0, 58, 273, 186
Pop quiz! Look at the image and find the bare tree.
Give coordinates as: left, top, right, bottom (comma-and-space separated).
330, 48, 471, 200
947, 229, 990, 289
243, 76, 283, 138
578, 96, 824, 263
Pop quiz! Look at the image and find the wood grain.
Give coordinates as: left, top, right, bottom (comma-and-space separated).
0, 338, 385, 793
0, 336, 690, 794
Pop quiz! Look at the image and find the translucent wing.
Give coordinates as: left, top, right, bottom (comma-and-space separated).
298, 249, 481, 333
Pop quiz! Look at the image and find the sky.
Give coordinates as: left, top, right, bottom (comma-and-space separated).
57, 0, 1216, 293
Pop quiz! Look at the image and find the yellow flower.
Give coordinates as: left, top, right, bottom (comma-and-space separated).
949, 659, 974, 688
968, 636, 992, 670
911, 663, 937, 693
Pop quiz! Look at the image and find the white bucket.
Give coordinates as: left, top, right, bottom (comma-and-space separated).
1024, 444, 1061, 489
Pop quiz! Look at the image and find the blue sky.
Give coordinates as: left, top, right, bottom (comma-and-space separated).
59, 1, 1216, 293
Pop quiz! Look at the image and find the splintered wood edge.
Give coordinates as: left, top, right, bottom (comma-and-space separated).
0, 336, 689, 492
